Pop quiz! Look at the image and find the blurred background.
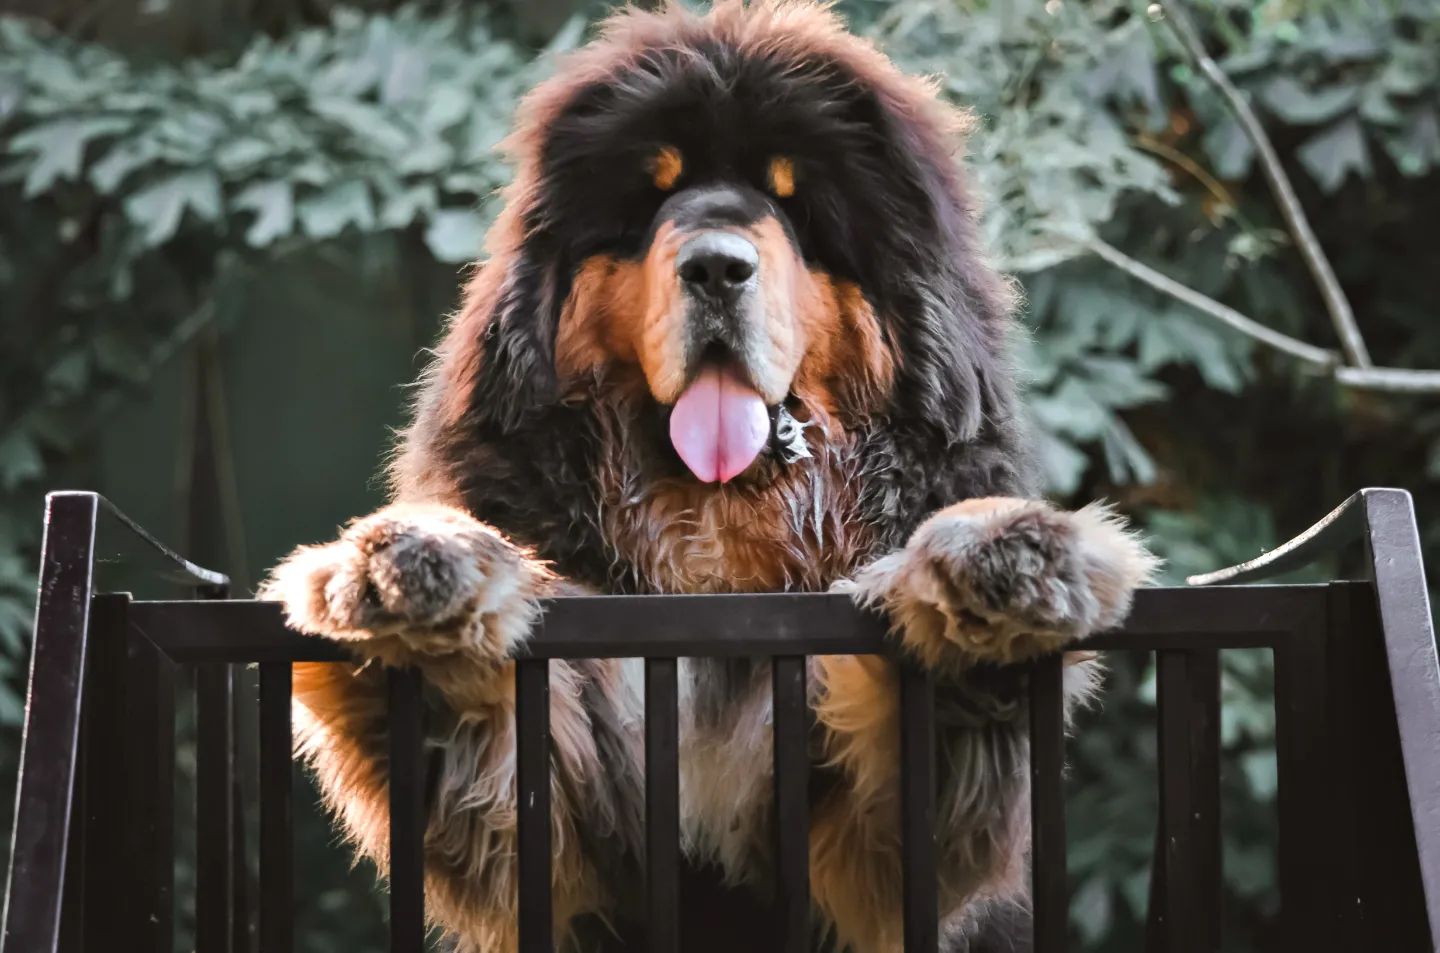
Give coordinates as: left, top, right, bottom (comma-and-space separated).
1, 0, 1437, 949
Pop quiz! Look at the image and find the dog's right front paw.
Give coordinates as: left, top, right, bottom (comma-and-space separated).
261, 503, 552, 662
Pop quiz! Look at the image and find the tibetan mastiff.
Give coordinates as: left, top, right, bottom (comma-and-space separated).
264, 2, 1156, 951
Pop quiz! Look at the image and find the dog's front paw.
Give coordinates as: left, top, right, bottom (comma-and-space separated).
847, 498, 1158, 668
260, 503, 552, 663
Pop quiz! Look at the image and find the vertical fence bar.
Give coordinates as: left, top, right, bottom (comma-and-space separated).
1325, 581, 1388, 951
1274, 625, 1330, 953
1147, 651, 1222, 953
1154, 651, 1199, 953
125, 624, 177, 953
232, 664, 258, 953
57, 732, 87, 953
1, 492, 99, 953
1029, 654, 1067, 953
196, 662, 235, 953
387, 667, 426, 953
898, 658, 937, 953
1331, 581, 1429, 948
517, 659, 553, 953
258, 662, 293, 953
771, 656, 810, 953
645, 659, 680, 953
1186, 652, 1221, 953
81, 596, 130, 951
1361, 490, 1440, 949
232, 760, 251, 953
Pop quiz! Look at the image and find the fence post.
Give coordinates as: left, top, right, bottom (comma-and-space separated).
1029, 654, 1067, 953
898, 658, 937, 953
1, 492, 100, 953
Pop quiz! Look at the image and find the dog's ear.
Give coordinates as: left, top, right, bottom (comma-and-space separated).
462, 241, 571, 434
834, 81, 1018, 447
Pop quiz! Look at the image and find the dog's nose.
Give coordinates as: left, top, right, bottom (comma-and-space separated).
677, 233, 758, 306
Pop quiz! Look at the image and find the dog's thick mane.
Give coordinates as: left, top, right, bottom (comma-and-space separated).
390, 0, 1032, 593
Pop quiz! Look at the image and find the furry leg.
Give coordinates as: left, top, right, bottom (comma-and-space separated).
264, 502, 643, 952
847, 498, 1159, 671
811, 498, 1157, 951
811, 654, 1046, 953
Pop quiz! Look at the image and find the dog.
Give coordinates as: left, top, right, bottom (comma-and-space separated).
262, 3, 1157, 950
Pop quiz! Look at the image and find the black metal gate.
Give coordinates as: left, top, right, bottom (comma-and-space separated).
3, 489, 1439, 952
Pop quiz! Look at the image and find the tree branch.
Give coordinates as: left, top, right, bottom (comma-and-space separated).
1335, 366, 1440, 394
1087, 238, 1337, 368
1087, 239, 1440, 394
1159, 0, 1374, 368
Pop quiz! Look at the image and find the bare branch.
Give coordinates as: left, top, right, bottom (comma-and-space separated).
1335, 366, 1440, 394
1158, 0, 1374, 368
1088, 239, 1440, 394
1087, 239, 1337, 367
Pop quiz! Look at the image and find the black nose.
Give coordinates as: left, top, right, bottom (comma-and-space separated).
676, 232, 758, 306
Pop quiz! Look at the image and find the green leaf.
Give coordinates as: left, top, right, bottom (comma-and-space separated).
123, 169, 223, 246
1034, 427, 1090, 496
1120, 869, 1152, 919
89, 137, 163, 193
1101, 417, 1157, 485
1240, 750, 1278, 800
234, 180, 295, 247
1385, 108, 1440, 177
1075, 356, 1168, 407
423, 208, 485, 263
1261, 77, 1358, 125
45, 350, 89, 395
10, 116, 130, 196
0, 432, 43, 491
215, 136, 276, 173
297, 181, 375, 239
1071, 877, 1113, 945
379, 183, 438, 229
1202, 115, 1256, 180
1297, 118, 1371, 192
1030, 378, 1110, 441
310, 97, 412, 154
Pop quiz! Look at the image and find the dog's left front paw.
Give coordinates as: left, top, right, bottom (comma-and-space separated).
847, 498, 1159, 668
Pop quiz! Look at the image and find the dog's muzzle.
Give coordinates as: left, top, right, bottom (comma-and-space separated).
676, 232, 758, 309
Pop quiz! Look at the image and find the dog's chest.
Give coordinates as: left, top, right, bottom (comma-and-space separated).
600, 459, 876, 594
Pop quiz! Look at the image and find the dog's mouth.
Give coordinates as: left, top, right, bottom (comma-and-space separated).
667, 355, 771, 484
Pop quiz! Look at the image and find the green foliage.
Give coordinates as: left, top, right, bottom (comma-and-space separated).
2, 1, 1439, 950
0, 6, 550, 676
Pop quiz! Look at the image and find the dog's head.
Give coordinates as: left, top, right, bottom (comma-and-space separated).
425, 0, 1016, 493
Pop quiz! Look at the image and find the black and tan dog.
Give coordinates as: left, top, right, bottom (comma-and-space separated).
263, 2, 1157, 950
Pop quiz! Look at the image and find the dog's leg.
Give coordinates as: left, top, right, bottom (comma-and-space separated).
264, 502, 641, 953
847, 498, 1158, 671
812, 498, 1157, 952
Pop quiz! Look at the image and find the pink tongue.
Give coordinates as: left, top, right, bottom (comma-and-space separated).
669, 363, 770, 483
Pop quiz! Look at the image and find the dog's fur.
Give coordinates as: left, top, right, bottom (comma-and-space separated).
262, 3, 1158, 951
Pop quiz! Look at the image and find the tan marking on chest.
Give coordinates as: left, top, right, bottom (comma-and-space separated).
593, 404, 875, 593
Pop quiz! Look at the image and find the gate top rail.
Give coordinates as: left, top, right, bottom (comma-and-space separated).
56, 490, 231, 592
124, 584, 1335, 665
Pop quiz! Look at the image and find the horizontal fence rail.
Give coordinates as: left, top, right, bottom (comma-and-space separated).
4, 489, 1439, 953
123, 585, 1336, 663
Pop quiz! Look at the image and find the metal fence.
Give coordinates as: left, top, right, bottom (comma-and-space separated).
3, 489, 1439, 953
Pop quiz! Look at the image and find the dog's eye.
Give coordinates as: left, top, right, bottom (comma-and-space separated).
767, 156, 796, 198
649, 146, 683, 191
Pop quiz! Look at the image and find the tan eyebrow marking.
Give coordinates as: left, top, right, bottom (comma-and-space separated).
768, 156, 796, 198
650, 146, 683, 191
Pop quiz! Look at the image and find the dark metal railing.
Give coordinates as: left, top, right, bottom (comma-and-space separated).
3, 489, 1439, 953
